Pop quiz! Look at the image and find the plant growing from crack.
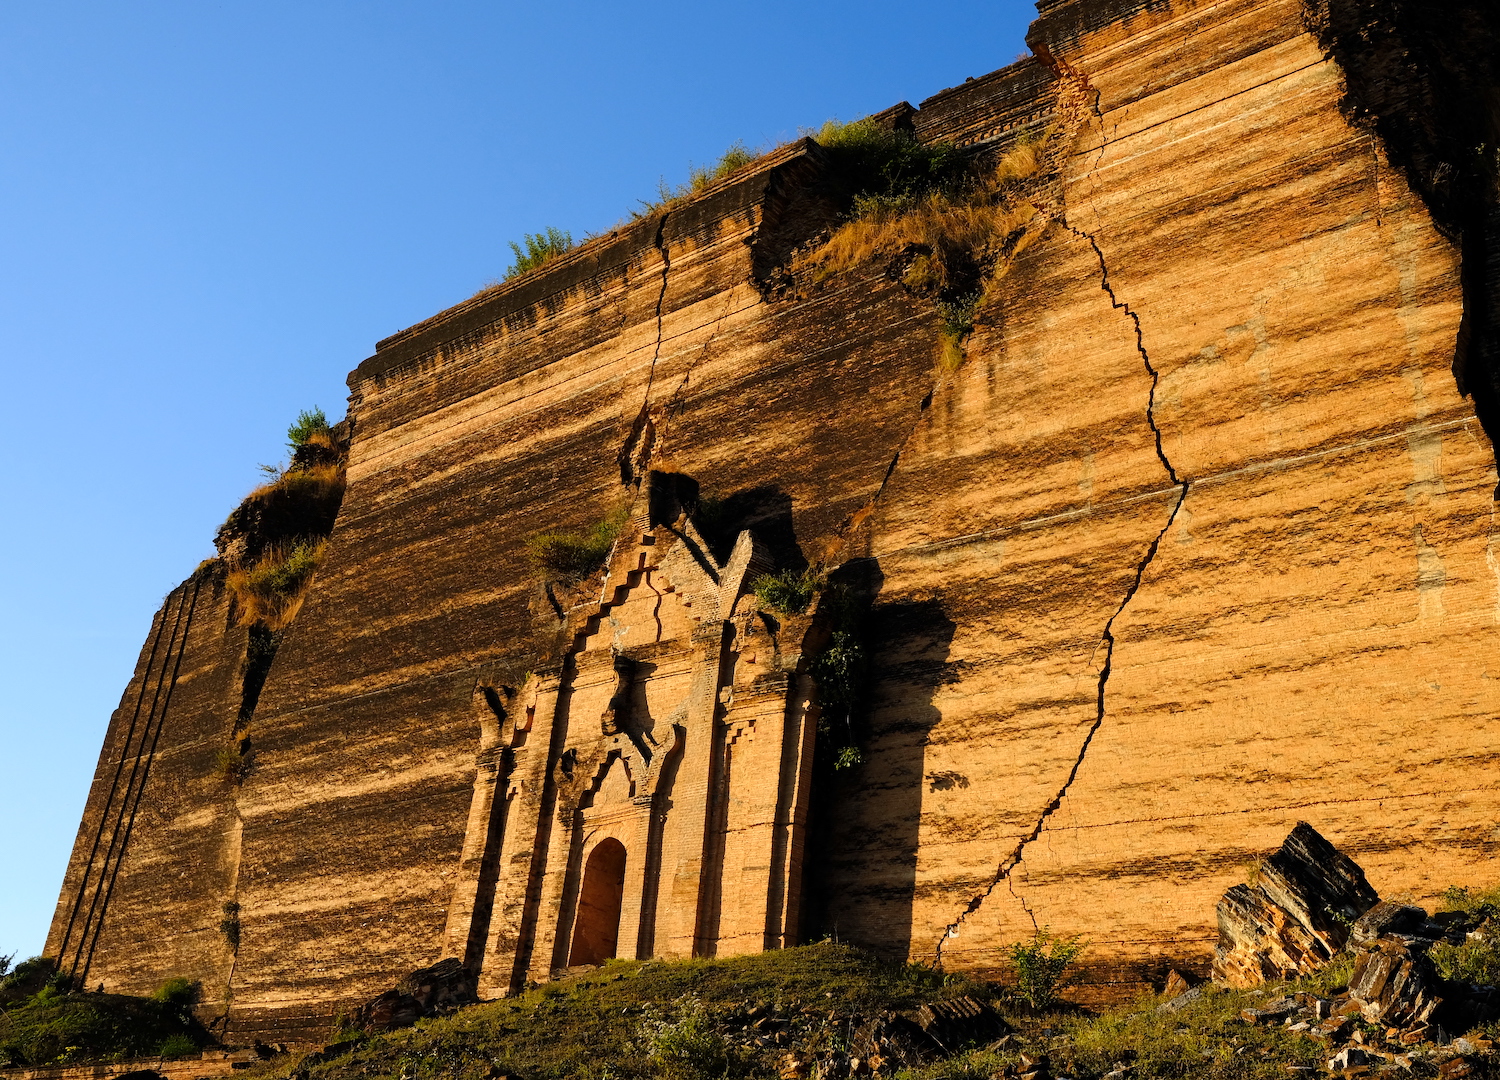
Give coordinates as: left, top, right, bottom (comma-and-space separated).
810, 584, 868, 771
218, 901, 241, 950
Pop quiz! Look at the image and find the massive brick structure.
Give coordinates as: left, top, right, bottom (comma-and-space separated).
45, 0, 1500, 1041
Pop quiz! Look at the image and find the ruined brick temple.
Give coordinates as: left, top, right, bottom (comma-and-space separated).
45, 0, 1500, 1040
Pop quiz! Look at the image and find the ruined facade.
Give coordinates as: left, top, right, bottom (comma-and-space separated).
45, 0, 1500, 1040
441, 494, 823, 995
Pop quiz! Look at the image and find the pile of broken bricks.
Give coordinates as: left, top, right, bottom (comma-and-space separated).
1197, 822, 1498, 1076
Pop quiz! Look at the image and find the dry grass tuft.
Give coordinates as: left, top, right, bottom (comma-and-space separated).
244, 462, 342, 506
226, 538, 328, 629
938, 328, 967, 372
802, 130, 1053, 297
796, 129, 1059, 377
632, 142, 766, 220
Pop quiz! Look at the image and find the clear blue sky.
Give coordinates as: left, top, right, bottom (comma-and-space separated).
0, 0, 1035, 963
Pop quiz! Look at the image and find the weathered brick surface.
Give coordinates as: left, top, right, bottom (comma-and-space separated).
46, 0, 1499, 1038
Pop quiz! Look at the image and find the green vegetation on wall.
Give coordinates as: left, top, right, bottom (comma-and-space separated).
506, 228, 576, 279
526, 506, 630, 584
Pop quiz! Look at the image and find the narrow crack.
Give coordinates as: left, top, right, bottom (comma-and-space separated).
618, 212, 672, 486
829, 378, 937, 559
933, 221, 1189, 966
646, 213, 671, 406
654, 288, 738, 456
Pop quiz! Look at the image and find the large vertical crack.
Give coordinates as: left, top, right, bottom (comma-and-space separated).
934, 223, 1190, 965
618, 213, 672, 486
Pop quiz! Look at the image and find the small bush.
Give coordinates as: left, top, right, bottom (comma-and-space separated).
645, 1001, 744, 1080
212, 746, 248, 785
751, 569, 818, 615
526, 507, 628, 583
150, 978, 200, 1012
813, 118, 966, 210
1009, 928, 1085, 1010
157, 1033, 198, 1058
286, 407, 329, 452
1432, 884, 1500, 986
833, 746, 863, 771
812, 629, 865, 710
506, 228, 575, 279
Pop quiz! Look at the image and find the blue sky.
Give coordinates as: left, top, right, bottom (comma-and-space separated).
0, 0, 1034, 962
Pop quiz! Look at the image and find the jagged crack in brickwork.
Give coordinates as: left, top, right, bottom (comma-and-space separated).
619, 214, 673, 486
935, 222, 1190, 965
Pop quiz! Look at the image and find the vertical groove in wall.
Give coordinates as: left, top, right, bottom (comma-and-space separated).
68, 577, 202, 984
54, 600, 174, 969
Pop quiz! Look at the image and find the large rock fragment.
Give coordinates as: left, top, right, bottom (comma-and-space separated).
1212, 822, 1379, 986
354, 957, 478, 1030
913, 995, 1009, 1052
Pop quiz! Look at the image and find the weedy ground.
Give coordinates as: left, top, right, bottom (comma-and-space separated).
234, 940, 1498, 1080
0, 962, 208, 1067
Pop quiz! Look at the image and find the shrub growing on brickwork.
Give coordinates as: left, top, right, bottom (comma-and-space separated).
1009, 928, 1085, 1010
751, 568, 818, 615
812, 117, 967, 212
526, 507, 629, 584
286, 406, 330, 451
506, 228, 575, 279
212, 745, 249, 785
218, 410, 345, 632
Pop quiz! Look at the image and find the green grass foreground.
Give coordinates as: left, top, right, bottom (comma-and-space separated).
0, 988, 207, 1067
237, 942, 1497, 1080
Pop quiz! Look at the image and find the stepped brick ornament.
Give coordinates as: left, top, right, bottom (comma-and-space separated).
439, 474, 825, 995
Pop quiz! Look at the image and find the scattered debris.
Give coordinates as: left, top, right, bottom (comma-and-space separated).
915, 995, 1011, 1052
1160, 969, 1198, 1000
353, 957, 477, 1031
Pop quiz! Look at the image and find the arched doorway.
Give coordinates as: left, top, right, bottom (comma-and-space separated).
569, 838, 627, 965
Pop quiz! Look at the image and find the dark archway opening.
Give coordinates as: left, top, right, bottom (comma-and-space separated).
569, 838, 627, 965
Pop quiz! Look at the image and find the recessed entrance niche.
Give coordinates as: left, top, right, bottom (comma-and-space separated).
449, 477, 824, 993
569, 838, 627, 965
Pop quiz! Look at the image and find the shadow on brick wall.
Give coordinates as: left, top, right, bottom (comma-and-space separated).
804, 561, 957, 962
